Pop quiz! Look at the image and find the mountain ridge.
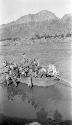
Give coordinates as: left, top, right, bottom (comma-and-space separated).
61, 13, 72, 23
0, 10, 72, 26
16, 10, 58, 24
0, 10, 72, 40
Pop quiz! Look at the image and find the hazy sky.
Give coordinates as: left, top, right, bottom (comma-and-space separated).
0, 0, 72, 25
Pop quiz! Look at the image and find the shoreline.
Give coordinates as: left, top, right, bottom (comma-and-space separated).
0, 76, 72, 88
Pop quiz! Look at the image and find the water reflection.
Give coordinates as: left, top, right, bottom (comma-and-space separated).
0, 80, 72, 120
7, 83, 41, 112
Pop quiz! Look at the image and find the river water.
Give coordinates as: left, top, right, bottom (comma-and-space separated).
0, 78, 72, 121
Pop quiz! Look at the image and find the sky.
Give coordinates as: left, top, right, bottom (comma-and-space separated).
0, 0, 72, 25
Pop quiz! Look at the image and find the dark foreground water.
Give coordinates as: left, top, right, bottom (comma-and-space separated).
0, 114, 72, 125
0, 79, 72, 125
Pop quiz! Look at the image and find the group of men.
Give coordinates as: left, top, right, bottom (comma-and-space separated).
1, 56, 59, 88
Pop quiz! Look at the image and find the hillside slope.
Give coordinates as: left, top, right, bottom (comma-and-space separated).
16, 10, 58, 24
0, 11, 72, 40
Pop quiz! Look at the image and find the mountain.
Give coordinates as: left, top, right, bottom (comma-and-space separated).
61, 13, 72, 23
16, 10, 58, 24
0, 11, 72, 40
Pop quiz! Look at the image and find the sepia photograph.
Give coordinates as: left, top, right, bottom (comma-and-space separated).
0, 0, 72, 125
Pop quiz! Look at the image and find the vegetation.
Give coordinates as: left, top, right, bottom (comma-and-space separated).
0, 37, 20, 41
1, 32, 71, 41
30, 33, 72, 41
